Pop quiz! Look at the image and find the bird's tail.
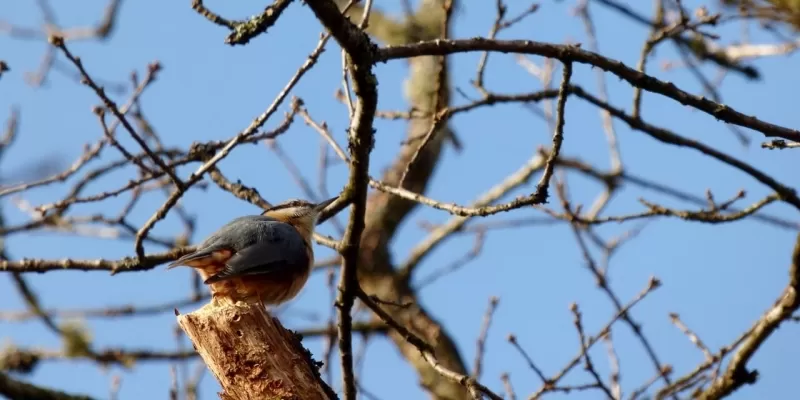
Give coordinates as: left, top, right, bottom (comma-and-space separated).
165, 260, 185, 269
166, 250, 208, 269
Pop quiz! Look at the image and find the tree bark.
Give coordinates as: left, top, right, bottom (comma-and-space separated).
176, 301, 337, 400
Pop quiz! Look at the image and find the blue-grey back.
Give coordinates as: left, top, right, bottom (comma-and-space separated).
200, 215, 307, 265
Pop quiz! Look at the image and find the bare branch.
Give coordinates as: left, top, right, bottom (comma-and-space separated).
695, 233, 800, 399
378, 39, 799, 142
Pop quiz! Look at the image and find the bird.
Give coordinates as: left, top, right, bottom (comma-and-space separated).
167, 195, 338, 307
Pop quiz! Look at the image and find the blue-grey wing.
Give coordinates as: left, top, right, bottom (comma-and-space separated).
203, 221, 309, 284
167, 215, 283, 269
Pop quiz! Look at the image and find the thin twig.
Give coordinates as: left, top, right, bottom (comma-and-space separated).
533, 61, 572, 203
571, 303, 616, 399
472, 296, 499, 380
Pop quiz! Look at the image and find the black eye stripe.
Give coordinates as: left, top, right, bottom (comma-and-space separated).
265, 199, 314, 212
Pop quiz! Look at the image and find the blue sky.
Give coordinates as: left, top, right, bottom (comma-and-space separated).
1, 0, 799, 399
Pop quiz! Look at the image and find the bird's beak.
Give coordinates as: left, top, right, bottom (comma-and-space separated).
314, 195, 339, 212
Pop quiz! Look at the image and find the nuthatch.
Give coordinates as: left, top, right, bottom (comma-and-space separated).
167, 196, 338, 306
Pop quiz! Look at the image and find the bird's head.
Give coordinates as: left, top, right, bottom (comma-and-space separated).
262, 196, 338, 234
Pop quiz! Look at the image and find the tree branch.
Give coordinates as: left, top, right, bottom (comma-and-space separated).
301, 1, 379, 398
377, 38, 800, 142
695, 232, 800, 399
0, 371, 95, 400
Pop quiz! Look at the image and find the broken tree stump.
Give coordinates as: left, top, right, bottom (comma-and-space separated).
176, 300, 337, 400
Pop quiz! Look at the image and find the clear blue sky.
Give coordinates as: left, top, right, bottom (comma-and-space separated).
2, 1, 799, 399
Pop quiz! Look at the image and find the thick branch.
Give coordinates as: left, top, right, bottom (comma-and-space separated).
302, 1, 379, 398
353, 2, 472, 398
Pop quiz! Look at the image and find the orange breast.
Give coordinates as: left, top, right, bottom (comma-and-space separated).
183, 248, 311, 305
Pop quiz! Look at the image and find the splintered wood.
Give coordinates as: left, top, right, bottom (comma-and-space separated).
176, 300, 334, 400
